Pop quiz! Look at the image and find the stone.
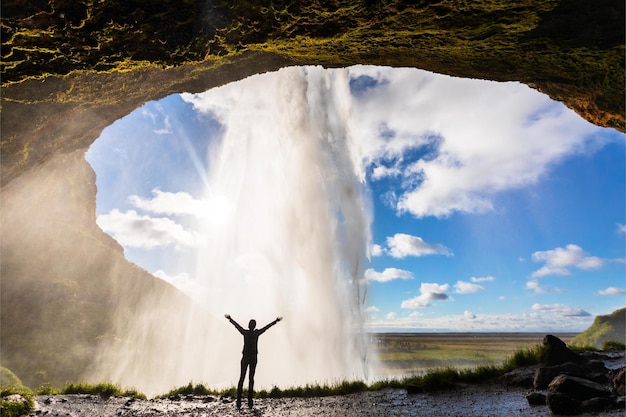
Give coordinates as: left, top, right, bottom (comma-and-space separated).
3, 394, 27, 404
547, 392, 583, 415
526, 391, 546, 406
548, 375, 612, 401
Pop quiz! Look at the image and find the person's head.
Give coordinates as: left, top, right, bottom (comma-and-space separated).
248, 319, 256, 330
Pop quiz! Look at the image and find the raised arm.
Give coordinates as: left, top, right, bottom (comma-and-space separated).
258, 316, 283, 334
225, 314, 245, 334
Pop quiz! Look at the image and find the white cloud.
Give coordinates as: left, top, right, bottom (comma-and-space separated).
385, 312, 397, 320
153, 270, 208, 300
141, 104, 172, 135
97, 209, 199, 249
371, 164, 402, 180
401, 282, 450, 308
464, 310, 477, 320
141, 108, 157, 124
364, 310, 594, 332
128, 188, 204, 216
386, 233, 452, 258
617, 224, 626, 235
525, 280, 565, 294
365, 306, 380, 313
598, 287, 626, 296
128, 189, 233, 228
526, 280, 542, 293
454, 280, 484, 294
153, 115, 172, 135
531, 244, 605, 278
369, 243, 384, 257
470, 276, 495, 283
531, 303, 591, 317
348, 66, 604, 218
364, 267, 413, 283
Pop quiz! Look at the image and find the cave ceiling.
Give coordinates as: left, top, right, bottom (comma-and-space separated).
1, 0, 624, 186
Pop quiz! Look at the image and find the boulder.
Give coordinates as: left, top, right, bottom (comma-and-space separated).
534, 361, 608, 390
547, 392, 583, 415
542, 335, 586, 366
548, 375, 612, 401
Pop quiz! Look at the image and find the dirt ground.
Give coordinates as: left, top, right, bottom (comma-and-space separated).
30, 384, 624, 417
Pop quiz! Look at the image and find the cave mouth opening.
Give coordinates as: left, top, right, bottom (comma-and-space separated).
83, 64, 625, 395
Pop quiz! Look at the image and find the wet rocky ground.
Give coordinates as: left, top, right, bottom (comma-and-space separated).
29, 384, 623, 417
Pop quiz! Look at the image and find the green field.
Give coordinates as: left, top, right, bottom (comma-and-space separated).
370, 332, 576, 376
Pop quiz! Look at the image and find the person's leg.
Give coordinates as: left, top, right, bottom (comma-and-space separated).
247, 360, 257, 408
237, 358, 248, 408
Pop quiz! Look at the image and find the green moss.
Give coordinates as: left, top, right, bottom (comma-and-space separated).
2, 0, 624, 130
0, 367, 23, 390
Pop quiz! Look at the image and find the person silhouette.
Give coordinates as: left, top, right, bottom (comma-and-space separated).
225, 314, 282, 409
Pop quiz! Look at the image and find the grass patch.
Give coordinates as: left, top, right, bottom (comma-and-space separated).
501, 343, 546, 372
602, 340, 626, 351
156, 382, 220, 399
261, 380, 369, 398
60, 382, 146, 399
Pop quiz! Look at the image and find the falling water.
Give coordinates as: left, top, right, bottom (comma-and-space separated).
91, 66, 374, 396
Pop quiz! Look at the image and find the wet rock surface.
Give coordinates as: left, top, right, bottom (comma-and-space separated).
29, 386, 624, 417
525, 335, 626, 415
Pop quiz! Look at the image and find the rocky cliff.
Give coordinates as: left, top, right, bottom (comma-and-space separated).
570, 308, 626, 349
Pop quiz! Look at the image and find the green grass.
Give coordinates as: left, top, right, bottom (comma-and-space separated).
501, 343, 546, 371
58, 382, 146, 399
602, 340, 626, 351
155, 382, 219, 398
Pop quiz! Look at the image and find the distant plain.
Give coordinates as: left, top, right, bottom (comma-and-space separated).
370, 332, 577, 376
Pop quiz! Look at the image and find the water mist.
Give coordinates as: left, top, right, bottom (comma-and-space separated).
92, 66, 375, 396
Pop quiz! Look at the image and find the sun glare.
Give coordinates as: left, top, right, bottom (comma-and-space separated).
200, 194, 233, 229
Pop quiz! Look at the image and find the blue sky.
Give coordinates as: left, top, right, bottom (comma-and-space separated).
86, 65, 625, 333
